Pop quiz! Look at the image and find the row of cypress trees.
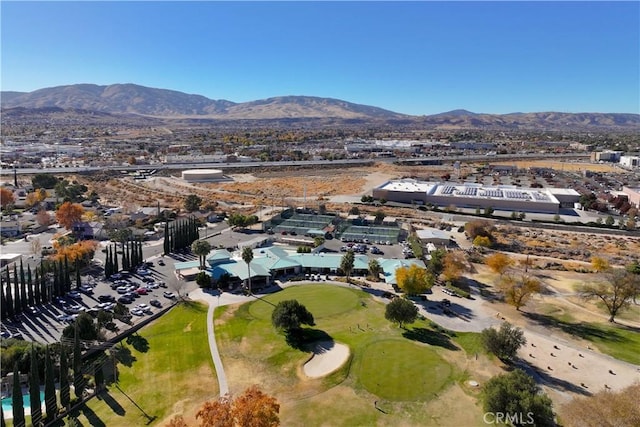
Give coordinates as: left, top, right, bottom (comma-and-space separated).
163, 217, 200, 255
6, 326, 104, 427
0, 257, 81, 320
103, 239, 144, 279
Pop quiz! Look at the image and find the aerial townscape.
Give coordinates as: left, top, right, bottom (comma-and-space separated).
1, 2, 639, 427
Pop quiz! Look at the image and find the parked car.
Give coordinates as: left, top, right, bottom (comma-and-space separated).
79, 285, 94, 294
130, 308, 144, 317
150, 299, 162, 308
67, 291, 83, 300
98, 294, 116, 302
117, 296, 133, 304
135, 288, 148, 295
163, 291, 176, 299
157, 259, 165, 266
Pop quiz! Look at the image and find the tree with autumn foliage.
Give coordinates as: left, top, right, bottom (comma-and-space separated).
395, 264, 434, 295
190, 385, 280, 427
0, 187, 15, 210
442, 251, 469, 283
485, 253, 514, 277
499, 271, 542, 311
56, 202, 84, 230
51, 240, 98, 265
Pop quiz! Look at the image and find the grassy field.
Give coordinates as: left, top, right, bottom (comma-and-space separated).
526, 305, 640, 365
215, 284, 489, 426
69, 301, 216, 427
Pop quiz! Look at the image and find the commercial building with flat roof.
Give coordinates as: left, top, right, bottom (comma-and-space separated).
372, 180, 580, 214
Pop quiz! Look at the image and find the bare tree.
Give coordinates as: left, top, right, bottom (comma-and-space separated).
577, 269, 639, 322
30, 239, 42, 258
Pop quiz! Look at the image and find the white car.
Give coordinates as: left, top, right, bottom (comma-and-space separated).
130, 308, 144, 316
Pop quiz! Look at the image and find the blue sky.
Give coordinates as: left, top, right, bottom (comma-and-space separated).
2, 1, 639, 115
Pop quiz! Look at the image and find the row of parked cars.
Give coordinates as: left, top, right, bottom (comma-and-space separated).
340, 243, 385, 255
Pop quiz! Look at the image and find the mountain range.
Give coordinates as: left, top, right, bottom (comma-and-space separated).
2, 83, 639, 131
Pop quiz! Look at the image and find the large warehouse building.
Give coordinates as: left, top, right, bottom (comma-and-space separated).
372, 180, 580, 214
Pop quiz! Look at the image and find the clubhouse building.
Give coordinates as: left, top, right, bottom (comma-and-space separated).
174, 246, 426, 291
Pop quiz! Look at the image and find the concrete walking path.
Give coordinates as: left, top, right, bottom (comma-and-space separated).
206, 301, 229, 396
191, 288, 253, 397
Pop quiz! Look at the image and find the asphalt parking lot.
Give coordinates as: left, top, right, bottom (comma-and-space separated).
0, 257, 187, 344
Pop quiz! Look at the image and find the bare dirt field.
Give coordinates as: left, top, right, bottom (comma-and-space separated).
490, 160, 620, 173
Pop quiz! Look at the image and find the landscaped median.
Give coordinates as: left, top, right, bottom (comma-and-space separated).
214, 284, 491, 426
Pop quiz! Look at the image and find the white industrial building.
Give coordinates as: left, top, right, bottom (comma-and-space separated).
372, 180, 581, 214
181, 169, 224, 182
620, 156, 640, 169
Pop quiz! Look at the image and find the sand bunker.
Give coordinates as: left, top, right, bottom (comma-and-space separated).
303, 341, 350, 378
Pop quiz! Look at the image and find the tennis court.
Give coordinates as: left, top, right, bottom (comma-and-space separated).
267, 212, 337, 236
337, 224, 401, 244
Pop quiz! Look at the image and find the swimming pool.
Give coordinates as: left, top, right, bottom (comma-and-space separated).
1, 390, 45, 413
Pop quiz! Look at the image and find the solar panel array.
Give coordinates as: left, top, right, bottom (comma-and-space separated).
481, 189, 503, 198
504, 191, 531, 200
441, 185, 456, 195
532, 192, 550, 201
459, 187, 478, 196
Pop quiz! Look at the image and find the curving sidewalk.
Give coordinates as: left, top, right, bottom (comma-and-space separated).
191, 288, 253, 397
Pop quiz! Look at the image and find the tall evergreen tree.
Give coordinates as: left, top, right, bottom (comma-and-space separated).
19, 259, 25, 292
75, 259, 81, 290
13, 265, 21, 315
60, 345, 70, 411
4, 267, 13, 318
34, 268, 41, 305
43, 346, 57, 420
73, 325, 84, 399
104, 247, 111, 279
121, 241, 128, 271
113, 246, 119, 273
94, 363, 105, 392
163, 221, 170, 255
26, 265, 34, 307
138, 240, 143, 267
12, 363, 25, 427
52, 261, 59, 297
0, 282, 6, 320
19, 259, 27, 310
64, 257, 71, 294
29, 344, 43, 426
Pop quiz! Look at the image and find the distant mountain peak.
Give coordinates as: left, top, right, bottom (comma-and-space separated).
1, 83, 638, 130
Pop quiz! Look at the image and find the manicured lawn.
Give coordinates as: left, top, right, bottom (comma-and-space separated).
451, 331, 485, 357
582, 322, 640, 365
216, 284, 476, 426
71, 301, 216, 426
248, 284, 361, 320
357, 339, 452, 400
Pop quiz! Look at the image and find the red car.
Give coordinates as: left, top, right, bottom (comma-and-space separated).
135, 288, 148, 295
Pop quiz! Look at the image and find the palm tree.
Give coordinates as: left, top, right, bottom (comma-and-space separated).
341, 250, 355, 283
368, 258, 382, 281
242, 247, 254, 294
191, 240, 212, 270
